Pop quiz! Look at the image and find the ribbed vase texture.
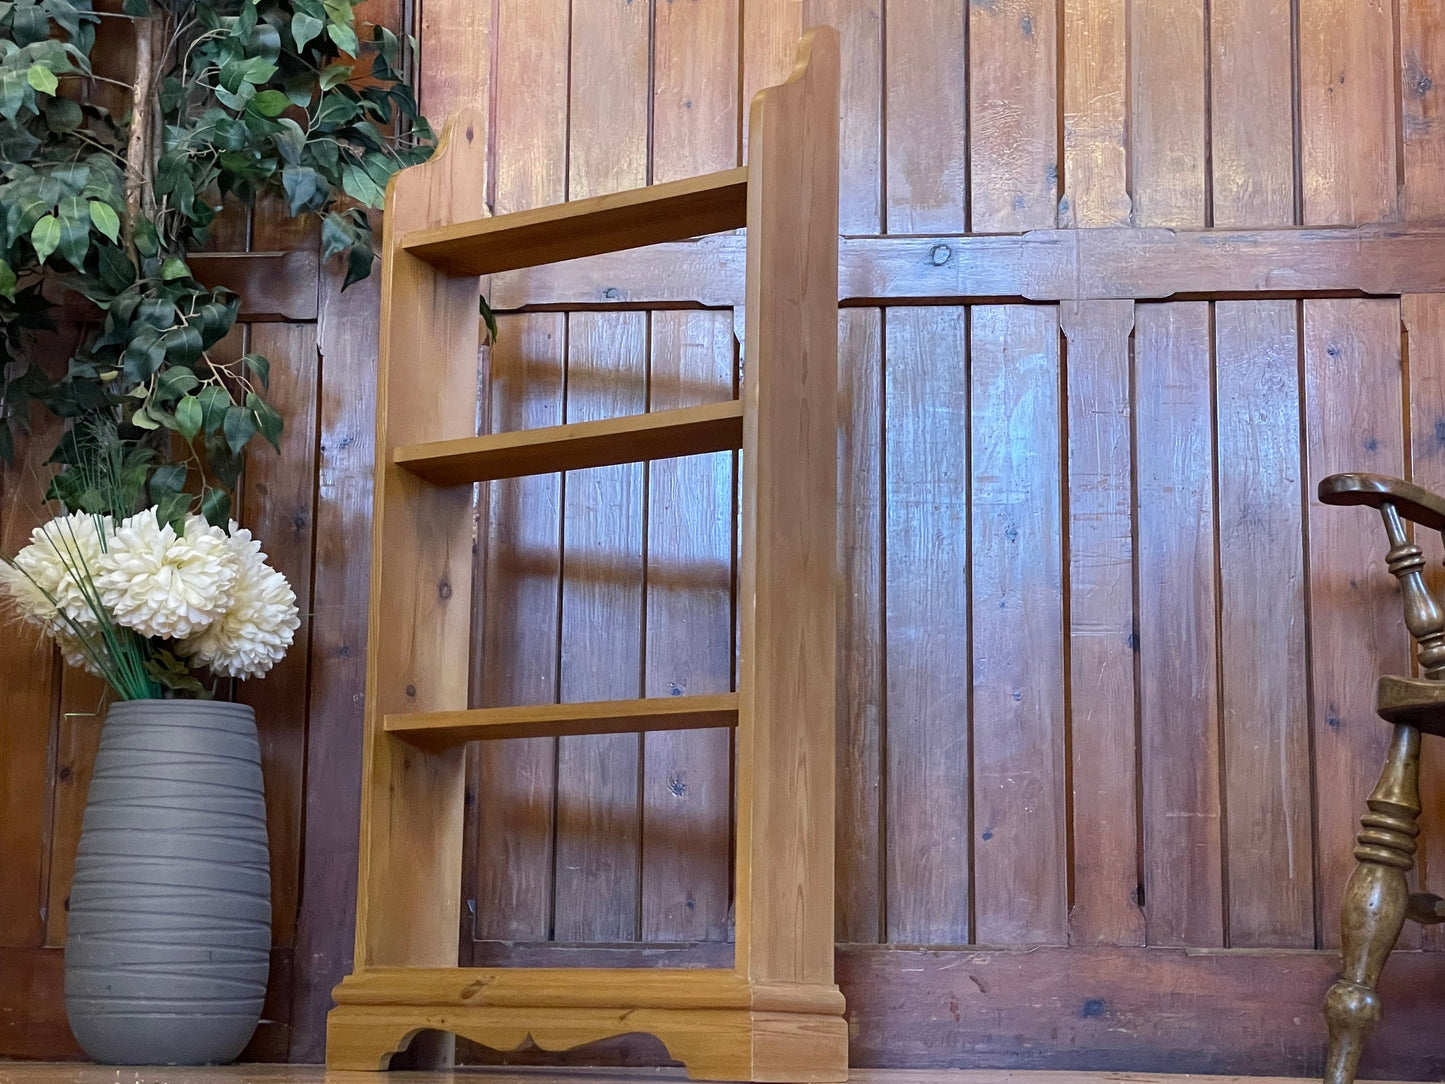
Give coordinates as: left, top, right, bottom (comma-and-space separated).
65, 699, 271, 1065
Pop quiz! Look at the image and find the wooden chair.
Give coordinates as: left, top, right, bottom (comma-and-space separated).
1319, 472, 1445, 1084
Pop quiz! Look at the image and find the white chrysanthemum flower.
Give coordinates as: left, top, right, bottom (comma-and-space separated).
179, 525, 299, 679
6, 512, 111, 629
95, 511, 238, 640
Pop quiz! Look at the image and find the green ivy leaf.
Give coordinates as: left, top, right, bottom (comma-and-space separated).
131, 404, 160, 430
160, 257, 190, 281
0, 72, 27, 122
326, 20, 359, 55
319, 62, 351, 91
175, 395, 203, 439
0, 261, 15, 302
241, 352, 270, 389
222, 403, 256, 454
26, 64, 58, 96
246, 392, 283, 451
197, 385, 232, 432
155, 367, 199, 401
200, 487, 231, 529
250, 88, 289, 117
291, 11, 323, 50
30, 215, 61, 263
88, 200, 120, 242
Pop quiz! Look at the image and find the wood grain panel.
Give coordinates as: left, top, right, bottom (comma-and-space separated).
469, 0, 568, 946
1209, 0, 1295, 226
289, 269, 381, 1061
1130, 0, 1206, 228
1059, 0, 1131, 227
42, 673, 105, 947
1059, 298, 1145, 947
969, 304, 1067, 945
1214, 300, 1313, 947
642, 311, 735, 944
969, 0, 1057, 231
836, 308, 884, 944
835, 943, 1445, 1076
885, 0, 968, 232
1404, 292, 1445, 951
237, 321, 319, 952
495, 221, 1445, 310
740, 0, 805, 152
1134, 301, 1223, 948
0, 406, 60, 950
550, 0, 652, 945
1299, 0, 1398, 224
642, 0, 740, 947
1401, 0, 1445, 219
474, 313, 564, 941
884, 307, 971, 944
803, 0, 882, 234
554, 310, 648, 942
1303, 298, 1410, 950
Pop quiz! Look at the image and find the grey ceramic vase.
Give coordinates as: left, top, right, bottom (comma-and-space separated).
65, 699, 271, 1065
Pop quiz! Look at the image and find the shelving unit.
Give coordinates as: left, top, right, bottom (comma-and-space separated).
325, 27, 844, 1083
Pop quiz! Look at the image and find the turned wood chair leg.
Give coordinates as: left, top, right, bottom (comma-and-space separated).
1322, 723, 1422, 1084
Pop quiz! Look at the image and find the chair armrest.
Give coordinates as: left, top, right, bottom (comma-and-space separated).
1318, 472, 1445, 532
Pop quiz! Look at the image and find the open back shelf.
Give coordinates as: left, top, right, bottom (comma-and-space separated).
402, 166, 748, 275
394, 399, 743, 485
385, 693, 739, 746
330, 27, 844, 1084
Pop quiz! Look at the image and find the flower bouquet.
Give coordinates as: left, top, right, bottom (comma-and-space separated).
0, 506, 299, 698
0, 451, 300, 1063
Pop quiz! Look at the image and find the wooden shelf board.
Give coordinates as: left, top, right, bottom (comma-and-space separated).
385, 693, 739, 745
394, 399, 743, 485
401, 166, 748, 275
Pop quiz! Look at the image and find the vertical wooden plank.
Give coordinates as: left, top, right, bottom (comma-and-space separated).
289, 269, 379, 1061
884, 306, 971, 944
1299, 0, 1398, 225
470, 0, 568, 944
43, 675, 105, 947
885, 0, 968, 232
549, 0, 651, 945
236, 321, 318, 955
1304, 298, 1409, 949
642, 311, 735, 944
417, 0, 490, 116
970, 304, 1067, 945
1215, 300, 1313, 948
1209, 0, 1296, 226
802, 0, 883, 234
835, 307, 884, 944
1059, 0, 1131, 227
741, 0, 804, 151
1130, 0, 1206, 228
969, 0, 1058, 231
642, 0, 740, 944
1060, 298, 1145, 947
1404, 293, 1445, 951
1401, 0, 1445, 219
474, 315, 565, 942
0, 409, 60, 950
653, 0, 740, 187
1135, 301, 1224, 948
554, 312, 647, 943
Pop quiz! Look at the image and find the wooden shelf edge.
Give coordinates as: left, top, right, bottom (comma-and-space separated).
331, 965, 844, 1014
385, 692, 740, 745
401, 166, 749, 275
394, 399, 744, 485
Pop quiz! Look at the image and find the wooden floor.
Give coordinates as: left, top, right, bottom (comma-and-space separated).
0, 1069, 1416, 1084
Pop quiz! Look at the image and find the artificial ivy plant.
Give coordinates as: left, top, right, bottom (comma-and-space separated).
0, 0, 433, 526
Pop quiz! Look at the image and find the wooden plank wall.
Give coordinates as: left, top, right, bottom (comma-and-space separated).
5, 0, 1445, 1075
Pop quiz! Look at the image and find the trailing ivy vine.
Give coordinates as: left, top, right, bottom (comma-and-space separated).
0, 0, 433, 526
